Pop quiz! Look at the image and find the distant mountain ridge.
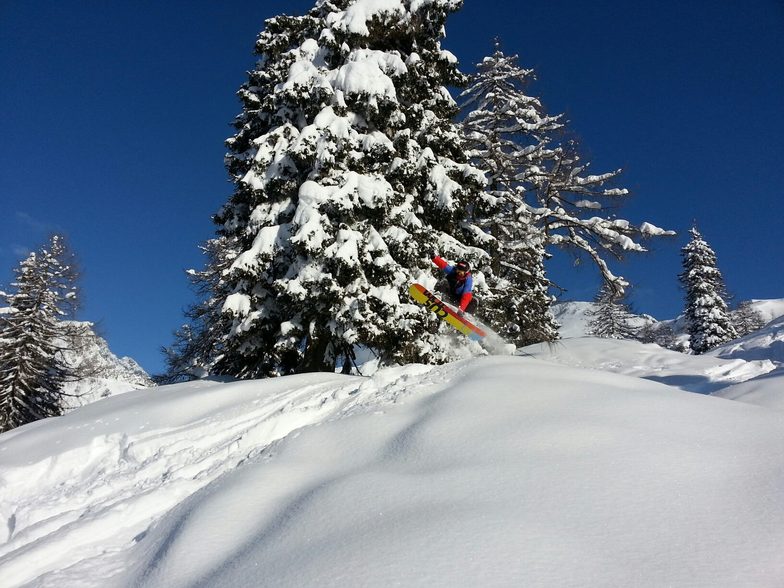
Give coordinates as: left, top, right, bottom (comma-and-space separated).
1, 306, 153, 410
61, 321, 154, 409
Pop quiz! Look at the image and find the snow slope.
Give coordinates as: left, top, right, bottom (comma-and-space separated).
748, 298, 784, 324
709, 315, 784, 365
710, 315, 784, 410
522, 337, 776, 394
2, 341, 784, 587
715, 367, 784, 411
552, 297, 784, 340
551, 300, 653, 338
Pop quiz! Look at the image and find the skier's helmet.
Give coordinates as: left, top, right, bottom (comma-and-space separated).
455, 260, 470, 273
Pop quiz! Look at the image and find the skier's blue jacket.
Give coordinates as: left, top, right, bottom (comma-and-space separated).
432, 256, 474, 311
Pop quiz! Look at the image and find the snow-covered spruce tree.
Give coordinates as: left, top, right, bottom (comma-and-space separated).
0, 235, 79, 432
461, 46, 674, 299
732, 300, 766, 337
586, 282, 637, 339
679, 227, 737, 354
204, 0, 487, 377
460, 44, 560, 345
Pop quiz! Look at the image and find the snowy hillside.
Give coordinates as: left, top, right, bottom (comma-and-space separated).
747, 298, 784, 324
551, 300, 655, 338
710, 315, 784, 410
2, 332, 784, 586
552, 297, 784, 339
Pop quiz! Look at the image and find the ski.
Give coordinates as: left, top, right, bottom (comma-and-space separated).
409, 283, 486, 341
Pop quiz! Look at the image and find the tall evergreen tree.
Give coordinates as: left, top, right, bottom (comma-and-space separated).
0, 235, 79, 432
461, 46, 674, 299
193, 0, 487, 377
460, 44, 560, 345
587, 282, 637, 340
679, 227, 737, 354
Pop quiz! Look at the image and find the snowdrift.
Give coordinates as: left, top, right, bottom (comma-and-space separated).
2, 346, 784, 587
710, 315, 784, 365
522, 337, 776, 394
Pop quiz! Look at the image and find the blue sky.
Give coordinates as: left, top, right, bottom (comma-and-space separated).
1, 1, 782, 375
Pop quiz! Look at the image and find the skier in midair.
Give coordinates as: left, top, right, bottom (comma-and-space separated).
432, 255, 477, 315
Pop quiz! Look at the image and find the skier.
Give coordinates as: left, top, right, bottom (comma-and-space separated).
431, 254, 477, 315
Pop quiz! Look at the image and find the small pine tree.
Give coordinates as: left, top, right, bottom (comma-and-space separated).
0, 235, 79, 432
679, 227, 737, 354
732, 301, 766, 337
587, 282, 637, 339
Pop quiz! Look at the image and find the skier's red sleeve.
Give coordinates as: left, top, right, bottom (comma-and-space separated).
432, 255, 448, 270
459, 292, 473, 312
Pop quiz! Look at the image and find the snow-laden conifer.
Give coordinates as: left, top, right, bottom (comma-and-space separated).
201, 0, 487, 376
461, 46, 674, 298
0, 235, 79, 432
586, 282, 637, 340
679, 227, 737, 354
460, 45, 560, 344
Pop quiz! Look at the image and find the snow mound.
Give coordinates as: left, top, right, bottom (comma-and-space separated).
125, 357, 784, 587
710, 316, 784, 409
709, 315, 784, 365
2, 355, 784, 586
714, 368, 784, 410
0, 364, 442, 586
521, 337, 775, 394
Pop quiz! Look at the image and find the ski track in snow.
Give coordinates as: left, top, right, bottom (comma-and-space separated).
0, 364, 450, 587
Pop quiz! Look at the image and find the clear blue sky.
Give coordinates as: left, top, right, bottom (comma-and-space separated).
2, 1, 782, 375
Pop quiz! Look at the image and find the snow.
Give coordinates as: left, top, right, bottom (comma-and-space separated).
551, 301, 597, 338
331, 59, 398, 101
747, 298, 784, 324
222, 292, 251, 316
230, 224, 290, 270
326, 0, 406, 36
523, 337, 776, 394
551, 300, 654, 338
428, 163, 461, 210
639, 221, 676, 236
710, 315, 784, 365
715, 368, 784, 410
56, 320, 152, 409
2, 322, 784, 586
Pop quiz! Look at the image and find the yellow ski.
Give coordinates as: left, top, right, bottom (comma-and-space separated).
409, 283, 486, 341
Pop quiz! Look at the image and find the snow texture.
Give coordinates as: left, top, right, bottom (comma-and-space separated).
1, 319, 784, 586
